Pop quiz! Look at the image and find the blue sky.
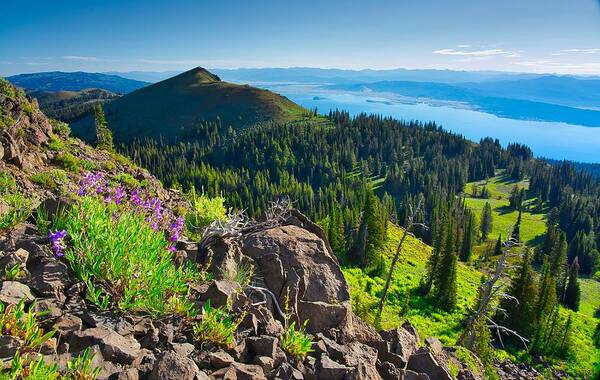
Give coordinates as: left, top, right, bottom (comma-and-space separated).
1, 0, 599, 75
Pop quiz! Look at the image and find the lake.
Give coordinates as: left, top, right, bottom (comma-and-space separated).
257, 83, 600, 163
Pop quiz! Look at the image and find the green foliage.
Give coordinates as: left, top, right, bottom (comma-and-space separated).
0, 299, 56, 352
185, 187, 227, 236
56, 152, 83, 173
280, 320, 313, 360
0, 171, 17, 194
1, 348, 100, 380
65, 348, 101, 380
0, 193, 32, 232
53, 196, 199, 316
111, 173, 141, 189
3, 264, 25, 281
31, 169, 68, 190
193, 300, 242, 348
6, 353, 60, 380
50, 119, 71, 138
464, 316, 498, 380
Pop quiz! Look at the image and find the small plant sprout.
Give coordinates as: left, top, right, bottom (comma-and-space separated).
66, 348, 102, 380
0, 299, 56, 352
3, 264, 25, 281
193, 299, 243, 348
280, 320, 313, 360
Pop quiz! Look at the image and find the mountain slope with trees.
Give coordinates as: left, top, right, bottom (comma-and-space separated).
70, 67, 310, 144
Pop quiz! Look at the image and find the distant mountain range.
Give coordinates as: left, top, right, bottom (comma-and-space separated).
7, 72, 149, 94
71, 67, 308, 143
31, 88, 119, 123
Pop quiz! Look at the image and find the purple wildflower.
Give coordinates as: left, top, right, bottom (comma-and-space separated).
49, 230, 67, 257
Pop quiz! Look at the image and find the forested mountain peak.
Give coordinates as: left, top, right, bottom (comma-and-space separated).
69, 67, 309, 144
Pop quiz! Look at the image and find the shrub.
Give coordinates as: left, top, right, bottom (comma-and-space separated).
56, 152, 82, 173
3, 264, 25, 281
0, 299, 56, 352
65, 348, 101, 379
2, 348, 100, 380
185, 187, 227, 236
0, 194, 32, 231
280, 320, 313, 360
50, 119, 71, 137
31, 169, 68, 190
0, 171, 16, 194
193, 300, 242, 348
220, 261, 254, 287
53, 195, 199, 316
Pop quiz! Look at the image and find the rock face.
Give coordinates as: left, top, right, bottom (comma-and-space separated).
242, 224, 352, 333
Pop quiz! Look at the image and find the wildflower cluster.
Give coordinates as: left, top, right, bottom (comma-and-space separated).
48, 230, 67, 257
77, 171, 182, 251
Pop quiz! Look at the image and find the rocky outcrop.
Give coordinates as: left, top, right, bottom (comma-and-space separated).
242, 224, 352, 334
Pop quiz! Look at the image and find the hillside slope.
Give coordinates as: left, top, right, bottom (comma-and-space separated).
7, 71, 149, 94
71, 67, 308, 144
30, 88, 119, 123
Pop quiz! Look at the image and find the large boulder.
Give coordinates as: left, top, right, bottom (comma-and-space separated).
242, 224, 352, 333
150, 351, 202, 380
407, 348, 453, 380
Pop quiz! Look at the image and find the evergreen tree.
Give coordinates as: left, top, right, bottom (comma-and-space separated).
493, 234, 503, 256
460, 212, 474, 262
499, 249, 537, 339
465, 315, 497, 380
511, 209, 522, 242
422, 216, 443, 294
480, 202, 493, 241
93, 104, 113, 151
563, 257, 581, 311
327, 204, 345, 258
434, 218, 458, 311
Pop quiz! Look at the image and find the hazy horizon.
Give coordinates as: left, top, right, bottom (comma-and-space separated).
2, 0, 599, 76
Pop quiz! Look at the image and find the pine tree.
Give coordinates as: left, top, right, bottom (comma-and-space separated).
480, 202, 493, 241
511, 209, 522, 242
434, 218, 458, 311
327, 204, 345, 258
499, 249, 538, 339
93, 104, 113, 151
465, 315, 497, 380
493, 234, 503, 256
422, 216, 443, 294
563, 257, 581, 311
460, 213, 474, 262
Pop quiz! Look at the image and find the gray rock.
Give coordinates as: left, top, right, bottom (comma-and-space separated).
53, 313, 83, 335
317, 355, 350, 380
272, 362, 304, 380
252, 356, 274, 373
242, 224, 352, 334
208, 350, 234, 369
0, 281, 34, 304
149, 351, 200, 380
198, 280, 240, 308
246, 335, 278, 358
70, 327, 141, 365
223, 362, 266, 380
0, 335, 22, 358
407, 349, 452, 380
171, 342, 195, 357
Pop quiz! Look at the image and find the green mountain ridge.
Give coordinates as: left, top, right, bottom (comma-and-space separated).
70, 67, 309, 143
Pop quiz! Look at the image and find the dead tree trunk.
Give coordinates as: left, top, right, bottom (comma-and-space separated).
376, 200, 424, 321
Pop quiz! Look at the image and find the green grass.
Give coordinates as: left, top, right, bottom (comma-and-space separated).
463, 172, 546, 246
53, 196, 200, 316
343, 210, 599, 378
343, 224, 482, 345
31, 169, 69, 190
